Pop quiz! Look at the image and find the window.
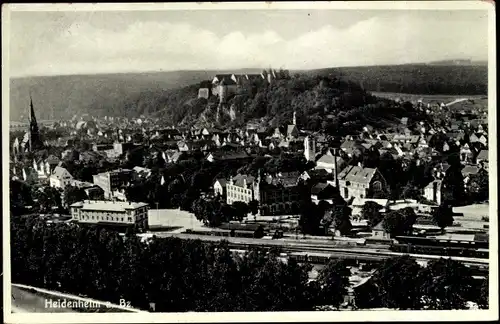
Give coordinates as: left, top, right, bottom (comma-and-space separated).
128, 217, 132, 222
372, 181, 383, 192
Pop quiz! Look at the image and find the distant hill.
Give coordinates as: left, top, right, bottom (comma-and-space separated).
427, 59, 488, 66
9, 69, 262, 122
9, 64, 487, 122
302, 64, 487, 95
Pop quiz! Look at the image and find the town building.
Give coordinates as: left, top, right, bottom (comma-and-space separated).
226, 174, 258, 205
49, 166, 74, 189
70, 200, 149, 231
337, 165, 388, 200
303, 136, 317, 162
371, 221, 391, 241
315, 149, 346, 174
213, 178, 228, 198
225, 172, 301, 216
423, 163, 452, 205
92, 168, 133, 199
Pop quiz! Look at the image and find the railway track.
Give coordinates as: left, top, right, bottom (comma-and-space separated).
152, 232, 489, 268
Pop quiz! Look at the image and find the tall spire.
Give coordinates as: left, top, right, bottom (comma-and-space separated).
28, 94, 42, 151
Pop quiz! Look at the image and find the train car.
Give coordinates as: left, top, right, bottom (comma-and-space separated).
390, 243, 489, 259
185, 228, 265, 239
394, 235, 488, 250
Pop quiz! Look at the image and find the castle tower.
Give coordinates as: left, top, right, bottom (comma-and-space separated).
304, 136, 316, 162
219, 79, 227, 104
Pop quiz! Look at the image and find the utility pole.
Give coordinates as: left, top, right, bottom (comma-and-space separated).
155, 202, 159, 227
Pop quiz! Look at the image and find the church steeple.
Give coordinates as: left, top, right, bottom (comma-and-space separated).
28, 94, 42, 151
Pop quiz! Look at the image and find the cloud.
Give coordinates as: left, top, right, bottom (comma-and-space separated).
10, 13, 488, 77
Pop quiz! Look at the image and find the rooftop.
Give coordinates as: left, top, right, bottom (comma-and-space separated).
71, 200, 148, 212
338, 165, 378, 185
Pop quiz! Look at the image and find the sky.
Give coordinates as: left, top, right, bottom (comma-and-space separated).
8, 8, 489, 77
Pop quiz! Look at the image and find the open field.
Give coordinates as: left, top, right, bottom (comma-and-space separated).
148, 208, 205, 233
371, 92, 487, 103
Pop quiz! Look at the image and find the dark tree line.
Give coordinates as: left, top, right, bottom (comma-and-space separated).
11, 215, 487, 311
354, 255, 487, 310
11, 216, 353, 312
299, 196, 352, 237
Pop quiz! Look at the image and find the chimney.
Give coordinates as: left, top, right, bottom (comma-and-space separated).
243, 178, 247, 188
333, 148, 339, 188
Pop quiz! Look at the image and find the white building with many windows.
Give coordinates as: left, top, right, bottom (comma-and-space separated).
70, 200, 149, 231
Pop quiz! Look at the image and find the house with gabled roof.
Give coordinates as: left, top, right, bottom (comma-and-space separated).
478, 134, 488, 147
337, 165, 388, 200
371, 221, 391, 240
363, 125, 374, 133
300, 169, 333, 183
315, 149, 347, 174
460, 143, 475, 164
311, 183, 338, 201
469, 133, 480, 144
49, 166, 74, 189
213, 178, 228, 198
424, 180, 444, 205
206, 150, 252, 163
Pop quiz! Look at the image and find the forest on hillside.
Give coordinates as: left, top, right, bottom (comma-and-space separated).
308, 64, 487, 95
10, 64, 487, 123
173, 71, 429, 135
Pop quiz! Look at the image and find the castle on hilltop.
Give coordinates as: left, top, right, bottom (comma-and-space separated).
197, 68, 290, 123
198, 68, 290, 103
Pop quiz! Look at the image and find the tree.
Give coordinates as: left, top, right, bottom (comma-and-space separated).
317, 259, 350, 308
468, 170, 489, 202
382, 208, 416, 238
299, 200, 322, 235
62, 185, 87, 209
191, 198, 226, 227
431, 204, 454, 232
361, 201, 383, 227
420, 258, 475, 310
373, 255, 424, 310
232, 201, 250, 221
33, 186, 63, 214
441, 165, 465, 205
401, 182, 422, 200
248, 200, 259, 217
10, 180, 33, 216
478, 275, 489, 309
331, 204, 352, 236
353, 279, 381, 309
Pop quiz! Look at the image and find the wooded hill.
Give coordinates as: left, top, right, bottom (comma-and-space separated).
10, 64, 487, 123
